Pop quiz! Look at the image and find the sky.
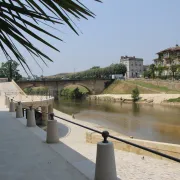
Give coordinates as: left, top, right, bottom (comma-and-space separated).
1, 0, 180, 77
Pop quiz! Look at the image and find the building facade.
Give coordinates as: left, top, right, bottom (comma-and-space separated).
154, 44, 180, 75
120, 56, 143, 78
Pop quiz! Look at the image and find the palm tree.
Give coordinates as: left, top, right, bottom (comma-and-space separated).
0, 0, 101, 75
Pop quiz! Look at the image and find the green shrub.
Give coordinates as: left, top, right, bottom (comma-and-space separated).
131, 87, 140, 102
167, 97, 180, 102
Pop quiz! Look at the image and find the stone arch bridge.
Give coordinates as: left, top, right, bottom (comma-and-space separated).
17, 79, 111, 99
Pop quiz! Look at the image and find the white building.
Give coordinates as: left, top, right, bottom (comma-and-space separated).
120, 56, 144, 78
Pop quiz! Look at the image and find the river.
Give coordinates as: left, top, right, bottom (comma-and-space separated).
54, 99, 180, 145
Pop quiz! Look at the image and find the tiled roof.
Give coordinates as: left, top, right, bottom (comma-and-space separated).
157, 46, 180, 54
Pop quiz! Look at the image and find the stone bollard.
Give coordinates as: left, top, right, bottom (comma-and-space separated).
16, 102, 23, 118
9, 99, 15, 112
46, 113, 59, 143
94, 131, 117, 180
7, 97, 10, 108
27, 106, 36, 127
5, 95, 7, 106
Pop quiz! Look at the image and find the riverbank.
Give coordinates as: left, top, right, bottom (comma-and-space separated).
53, 108, 180, 179
87, 94, 180, 105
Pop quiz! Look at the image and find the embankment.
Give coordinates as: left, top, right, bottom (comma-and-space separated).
87, 94, 180, 105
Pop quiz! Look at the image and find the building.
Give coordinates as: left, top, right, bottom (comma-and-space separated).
120, 56, 143, 78
154, 44, 180, 76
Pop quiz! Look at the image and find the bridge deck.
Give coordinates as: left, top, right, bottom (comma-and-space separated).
0, 109, 87, 180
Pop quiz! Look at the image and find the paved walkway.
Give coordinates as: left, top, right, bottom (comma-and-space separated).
54, 109, 180, 180
0, 109, 88, 180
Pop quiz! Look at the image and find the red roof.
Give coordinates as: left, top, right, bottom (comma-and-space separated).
157, 45, 180, 54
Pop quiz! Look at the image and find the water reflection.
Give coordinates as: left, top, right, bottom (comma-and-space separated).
132, 103, 140, 116
54, 99, 180, 144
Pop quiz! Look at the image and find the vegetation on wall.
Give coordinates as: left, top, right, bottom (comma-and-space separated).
23, 86, 48, 95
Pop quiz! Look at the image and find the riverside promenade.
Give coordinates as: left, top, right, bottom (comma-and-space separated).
0, 81, 180, 180
0, 82, 88, 180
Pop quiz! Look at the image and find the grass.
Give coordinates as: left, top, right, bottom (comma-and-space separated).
167, 97, 180, 102
128, 80, 180, 94
102, 80, 157, 94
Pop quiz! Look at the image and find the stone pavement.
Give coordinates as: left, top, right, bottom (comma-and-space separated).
0, 109, 88, 180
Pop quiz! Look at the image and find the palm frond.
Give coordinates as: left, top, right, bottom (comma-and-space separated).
0, 0, 101, 74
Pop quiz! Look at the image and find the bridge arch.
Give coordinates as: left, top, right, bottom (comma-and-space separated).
62, 83, 92, 94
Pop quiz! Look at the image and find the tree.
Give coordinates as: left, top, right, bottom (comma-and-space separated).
170, 65, 178, 80
115, 64, 127, 75
91, 66, 100, 70
68, 63, 127, 80
131, 87, 140, 102
143, 70, 151, 78
0, 60, 22, 81
0, 0, 101, 73
156, 66, 164, 77
149, 64, 156, 79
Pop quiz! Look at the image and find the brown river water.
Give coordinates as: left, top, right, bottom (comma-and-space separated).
54, 99, 180, 145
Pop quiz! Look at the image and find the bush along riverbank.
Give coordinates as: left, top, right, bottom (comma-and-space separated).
60, 85, 89, 99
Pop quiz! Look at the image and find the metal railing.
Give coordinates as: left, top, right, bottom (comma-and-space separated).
6, 95, 180, 163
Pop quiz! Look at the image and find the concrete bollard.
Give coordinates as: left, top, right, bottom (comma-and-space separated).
27, 107, 36, 127
9, 99, 15, 112
16, 102, 23, 118
5, 96, 7, 106
46, 113, 59, 143
7, 97, 10, 108
94, 131, 117, 180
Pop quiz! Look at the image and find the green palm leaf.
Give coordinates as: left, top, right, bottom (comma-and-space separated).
0, 0, 101, 74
